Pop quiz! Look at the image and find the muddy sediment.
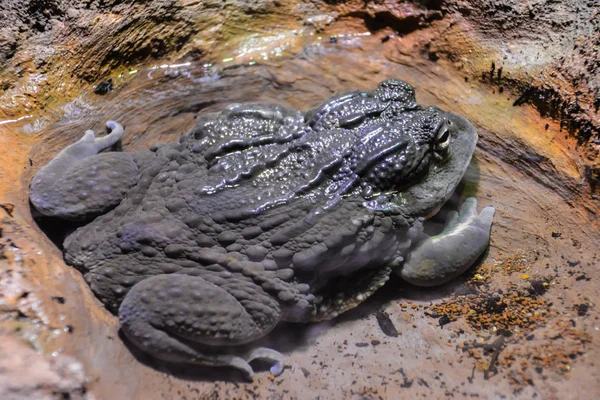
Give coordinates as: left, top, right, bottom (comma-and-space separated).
1, 1, 599, 399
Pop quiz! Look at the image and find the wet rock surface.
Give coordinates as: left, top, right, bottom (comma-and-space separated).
1, 1, 599, 399
0, 335, 91, 400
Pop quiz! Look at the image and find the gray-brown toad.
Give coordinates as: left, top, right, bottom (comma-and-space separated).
30, 80, 494, 379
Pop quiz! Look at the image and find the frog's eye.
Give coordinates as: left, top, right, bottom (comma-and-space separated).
434, 120, 450, 152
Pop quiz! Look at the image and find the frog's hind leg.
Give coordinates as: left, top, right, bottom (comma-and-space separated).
398, 197, 495, 287
118, 274, 283, 380
30, 121, 138, 220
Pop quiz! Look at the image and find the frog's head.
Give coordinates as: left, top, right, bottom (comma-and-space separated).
392, 108, 477, 218
348, 91, 477, 219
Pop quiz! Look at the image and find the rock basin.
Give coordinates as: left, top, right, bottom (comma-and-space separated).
0, 1, 598, 399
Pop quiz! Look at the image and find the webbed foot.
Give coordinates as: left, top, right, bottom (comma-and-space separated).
118, 274, 284, 381
30, 121, 137, 220
398, 197, 495, 286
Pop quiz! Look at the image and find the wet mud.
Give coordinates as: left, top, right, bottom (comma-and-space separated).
1, 1, 599, 399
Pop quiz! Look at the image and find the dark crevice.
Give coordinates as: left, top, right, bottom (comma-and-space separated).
343, 7, 444, 36
30, 203, 84, 251
348, 11, 423, 35
510, 82, 600, 145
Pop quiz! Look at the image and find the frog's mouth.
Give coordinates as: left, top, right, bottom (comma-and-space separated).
392, 111, 478, 218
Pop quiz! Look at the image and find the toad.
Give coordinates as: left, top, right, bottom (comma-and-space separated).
30, 79, 494, 379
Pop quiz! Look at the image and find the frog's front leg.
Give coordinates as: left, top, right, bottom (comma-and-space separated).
30, 121, 138, 220
398, 197, 495, 286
